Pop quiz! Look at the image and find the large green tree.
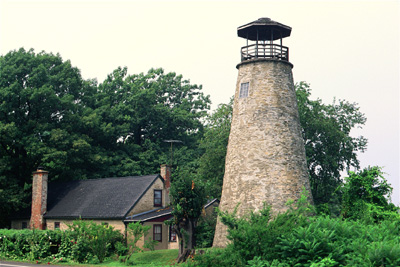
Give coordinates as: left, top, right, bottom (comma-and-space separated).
197, 99, 233, 199
0, 48, 211, 227
341, 166, 398, 222
296, 82, 367, 207
0, 48, 103, 226
95, 67, 210, 176
197, 82, 367, 207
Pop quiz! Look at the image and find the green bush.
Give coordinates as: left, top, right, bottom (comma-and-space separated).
0, 220, 124, 263
66, 220, 124, 263
195, 216, 216, 248
189, 190, 400, 267
0, 229, 62, 260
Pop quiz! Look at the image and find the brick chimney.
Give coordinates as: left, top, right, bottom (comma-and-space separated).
30, 167, 48, 230
160, 164, 171, 205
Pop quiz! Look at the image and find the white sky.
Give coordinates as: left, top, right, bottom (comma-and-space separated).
1, 0, 399, 204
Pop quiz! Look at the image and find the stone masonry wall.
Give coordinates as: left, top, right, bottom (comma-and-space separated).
127, 178, 165, 216
213, 59, 312, 247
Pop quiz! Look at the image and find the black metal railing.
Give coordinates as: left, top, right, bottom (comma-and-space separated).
241, 43, 289, 62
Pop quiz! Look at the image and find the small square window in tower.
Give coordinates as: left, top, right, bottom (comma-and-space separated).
239, 82, 249, 98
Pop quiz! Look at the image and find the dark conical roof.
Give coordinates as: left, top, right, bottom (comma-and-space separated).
237, 17, 291, 41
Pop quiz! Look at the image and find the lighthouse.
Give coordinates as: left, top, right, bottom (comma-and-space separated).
213, 18, 313, 247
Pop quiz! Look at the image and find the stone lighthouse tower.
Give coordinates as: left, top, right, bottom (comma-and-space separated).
213, 18, 312, 247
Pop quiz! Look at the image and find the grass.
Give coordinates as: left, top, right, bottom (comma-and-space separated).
0, 249, 180, 267
100, 249, 179, 267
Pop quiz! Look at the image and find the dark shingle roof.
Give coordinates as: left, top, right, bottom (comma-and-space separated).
44, 174, 161, 220
125, 207, 173, 222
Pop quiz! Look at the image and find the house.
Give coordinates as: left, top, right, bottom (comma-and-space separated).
11, 165, 219, 250
12, 165, 178, 250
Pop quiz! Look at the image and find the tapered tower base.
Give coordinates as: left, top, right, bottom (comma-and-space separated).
213, 59, 312, 247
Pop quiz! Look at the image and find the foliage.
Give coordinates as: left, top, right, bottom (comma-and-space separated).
197, 99, 233, 199
65, 220, 123, 263
218, 190, 314, 264
341, 166, 399, 222
195, 215, 217, 248
0, 48, 210, 227
169, 167, 208, 262
125, 221, 158, 262
95, 67, 210, 175
295, 81, 367, 209
0, 229, 60, 261
0, 48, 97, 227
0, 220, 123, 264
188, 191, 400, 267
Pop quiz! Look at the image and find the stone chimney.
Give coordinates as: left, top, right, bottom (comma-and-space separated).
30, 167, 48, 230
160, 164, 171, 205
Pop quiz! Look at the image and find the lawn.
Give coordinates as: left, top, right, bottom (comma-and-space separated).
100, 249, 179, 267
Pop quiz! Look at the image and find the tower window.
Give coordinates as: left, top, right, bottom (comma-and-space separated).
239, 82, 249, 98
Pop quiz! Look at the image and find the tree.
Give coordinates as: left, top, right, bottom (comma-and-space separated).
95, 67, 211, 176
0, 48, 211, 227
0, 48, 102, 227
169, 167, 208, 263
197, 99, 233, 199
341, 166, 399, 222
296, 82, 367, 208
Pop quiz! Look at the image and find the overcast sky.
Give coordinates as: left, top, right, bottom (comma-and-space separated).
1, 0, 399, 204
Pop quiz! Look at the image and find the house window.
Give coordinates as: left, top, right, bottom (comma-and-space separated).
239, 82, 249, 98
153, 224, 162, 242
154, 190, 162, 207
21, 221, 28, 229
54, 222, 60, 229
169, 225, 177, 242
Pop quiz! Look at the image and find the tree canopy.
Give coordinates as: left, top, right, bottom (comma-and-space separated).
296, 82, 367, 207
0, 48, 211, 227
341, 166, 399, 222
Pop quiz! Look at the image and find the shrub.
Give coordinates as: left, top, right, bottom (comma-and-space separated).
189, 189, 400, 267
0, 220, 123, 263
66, 220, 124, 263
195, 216, 216, 248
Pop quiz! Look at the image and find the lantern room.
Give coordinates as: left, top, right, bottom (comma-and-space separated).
238, 17, 291, 62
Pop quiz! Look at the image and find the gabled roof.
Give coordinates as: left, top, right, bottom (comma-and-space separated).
44, 174, 162, 220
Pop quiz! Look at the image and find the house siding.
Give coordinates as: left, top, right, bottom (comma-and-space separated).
131, 221, 176, 250
45, 219, 126, 233
127, 179, 166, 216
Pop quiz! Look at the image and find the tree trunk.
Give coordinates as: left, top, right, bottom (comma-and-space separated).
175, 219, 197, 263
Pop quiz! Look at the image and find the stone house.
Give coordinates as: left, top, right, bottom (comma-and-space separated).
11, 165, 179, 250
11, 165, 219, 250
